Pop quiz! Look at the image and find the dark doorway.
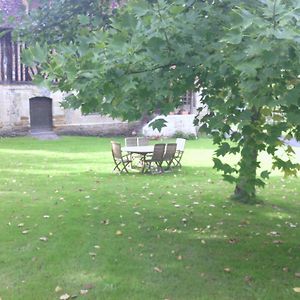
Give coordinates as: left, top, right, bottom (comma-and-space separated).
29, 97, 53, 131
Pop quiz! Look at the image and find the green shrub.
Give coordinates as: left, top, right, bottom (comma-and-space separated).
173, 131, 197, 140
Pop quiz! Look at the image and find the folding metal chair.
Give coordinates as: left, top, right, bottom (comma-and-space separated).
163, 143, 177, 170
173, 138, 186, 167
142, 144, 165, 173
125, 137, 138, 147
111, 141, 132, 173
138, 137, 149, 146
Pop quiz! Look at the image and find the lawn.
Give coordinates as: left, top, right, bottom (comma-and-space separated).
0, 136, 299, 300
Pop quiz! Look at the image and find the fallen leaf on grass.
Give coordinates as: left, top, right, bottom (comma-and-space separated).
55, 286, 62, 293
154, 267, 162, 273
273, 240, 284, 244
228, 238, 239, 244
293, 287, 300, 293
240, 220, 250, 225
282, 267, 289, 272
80, 289, 88, 295
101, 219, 109, 225
83, 284, 94, 290
60, 294, 70, 300
267, 231, 280, 237
244, 275, 253, 284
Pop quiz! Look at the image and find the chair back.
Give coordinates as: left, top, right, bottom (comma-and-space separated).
164, 143, 177, 161
111, 141, 122, 160
176, 138, 186, 152
125, 137, 138, 147
138, 137, 149, 146
151, 144, 166, 161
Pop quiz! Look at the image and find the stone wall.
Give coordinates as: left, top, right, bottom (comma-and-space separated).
0, 84, 38, 135
142, 114, 200, 138
56, 121, 140, 137
0, 84, 139, 136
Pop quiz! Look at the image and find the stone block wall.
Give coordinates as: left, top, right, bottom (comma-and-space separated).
0, 84, 139, 136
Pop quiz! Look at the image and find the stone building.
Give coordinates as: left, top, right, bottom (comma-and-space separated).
0, 0, 202, 137
0, 0, 138, 136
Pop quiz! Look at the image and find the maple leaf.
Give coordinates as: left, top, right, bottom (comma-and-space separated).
80, 289, 88, 295
154, 267, 163, 273
60, 294, 70, 300
55, 286, 62, 293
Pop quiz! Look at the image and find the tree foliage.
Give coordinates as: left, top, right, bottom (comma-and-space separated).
18, 0, 300, 203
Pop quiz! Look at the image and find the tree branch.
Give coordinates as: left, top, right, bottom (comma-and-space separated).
125, 62, 187, 75
273, 0, 277, 29
156, 2, 173, 53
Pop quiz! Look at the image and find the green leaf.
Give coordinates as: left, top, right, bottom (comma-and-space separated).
21, 49, 36, 67
149, 118, 168, 132
78, 15, 90, 25
215, 143, 231, 157
222, 29, 242, 44
223, 174, 237, 183
260, 170, 271, 179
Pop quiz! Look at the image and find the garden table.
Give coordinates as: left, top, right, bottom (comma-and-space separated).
122, 145, 154, 171
122, 145, 154, 155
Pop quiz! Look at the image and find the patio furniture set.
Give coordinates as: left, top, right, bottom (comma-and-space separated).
111, 137, 186, 174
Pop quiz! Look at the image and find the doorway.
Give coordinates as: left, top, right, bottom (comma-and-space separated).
29, 97, 53, 131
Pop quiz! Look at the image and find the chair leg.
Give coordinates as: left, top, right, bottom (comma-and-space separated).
113, 162, 122, 173
172, 158, 179, 166
147, 162, 154, 173
113, 160, 132, 174
172, 156, 182, 168
153, 161, 163, 173
122, 162, 131, 173
142, 161, 150, 173
166, 160, 173, 170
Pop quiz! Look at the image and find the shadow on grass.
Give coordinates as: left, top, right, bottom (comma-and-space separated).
1, 171, 299, 300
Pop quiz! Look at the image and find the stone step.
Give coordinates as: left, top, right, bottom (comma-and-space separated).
30, 130, 60, 140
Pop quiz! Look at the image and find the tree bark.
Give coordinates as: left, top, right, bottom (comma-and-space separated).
233, 107, 260, 203
234, 135, 258, 203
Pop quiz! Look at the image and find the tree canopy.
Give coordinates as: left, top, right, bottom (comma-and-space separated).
18, 0, 300, 203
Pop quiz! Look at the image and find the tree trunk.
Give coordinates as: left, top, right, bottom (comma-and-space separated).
233, 107, 260, 203
233, 135, 258, 203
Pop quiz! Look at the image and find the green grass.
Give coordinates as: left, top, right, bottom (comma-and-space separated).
0, 136, 299, 300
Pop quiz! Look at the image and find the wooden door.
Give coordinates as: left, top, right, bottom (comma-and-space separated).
29, 97, 53, 130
